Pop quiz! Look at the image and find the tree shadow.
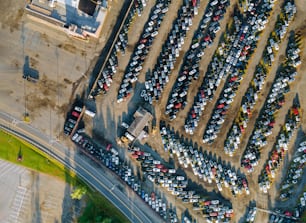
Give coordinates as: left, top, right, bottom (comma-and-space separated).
31, 173, 42, 223
61, 149, 73, 222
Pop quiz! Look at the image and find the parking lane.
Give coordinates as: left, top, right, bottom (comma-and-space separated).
164, 0, 230, 122
224, 1, 294, 157
202, 1, 278, 145
258, 104, 301, 193
142, 0, 202, 105
241, 32, 300, 173
160, 124, 250, 197
89, 0, 148, 98
117, 0, 172, 103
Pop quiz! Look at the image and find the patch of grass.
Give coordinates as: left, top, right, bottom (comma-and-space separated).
301, 210, 306, 222
0, 129, 76, 184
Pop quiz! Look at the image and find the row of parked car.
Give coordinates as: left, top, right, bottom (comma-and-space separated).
164, 0, 230, 121
297, 192, 306, 217
70, 131, 180, 222
89, 0, 148, 99
115, 0, 148, 55
240, 33, 301, 173
63, 103, 83, 136
142, 0, 200, 105
127, 145, 234, 222
278, 139, 306, 201
184, 0, 269, 136
201, 199, 233, 223
202, 0, 278, 144
245, 204, 257, 223
224, 0, 297, 156
182, 11, 236, 134
270, 191, 306, 222
258, 104, 301, 193
160, 124, 250, 196
269, 187, 306, 223
269, 209, 299, 223
117, 0, 171, 103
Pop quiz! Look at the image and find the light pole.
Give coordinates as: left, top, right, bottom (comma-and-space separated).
50, 104, 52, 141
56, 46, 60, 140
21, 21, 29, 123
23, 78, 28, 121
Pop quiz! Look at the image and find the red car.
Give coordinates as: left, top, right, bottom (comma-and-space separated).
72, 111, 80, 118
106, 144, 112, 151
161, 168, 168, 173
131, 153, 138, 159
217, 103, 225, 109
140, 38, 147, 44
156, 164, 164, 169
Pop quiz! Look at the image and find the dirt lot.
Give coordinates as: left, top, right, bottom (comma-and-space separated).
1, 0, 306, 222
0, 0, 124, 138
0, 0, 124, 221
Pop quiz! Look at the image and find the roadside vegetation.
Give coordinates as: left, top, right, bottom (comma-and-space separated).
79, 188, 130, 223
0, 129, 75, 182
0, 129, 129, 223
302, 206, 306, 222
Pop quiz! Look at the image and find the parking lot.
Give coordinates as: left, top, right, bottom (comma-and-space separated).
0, 159, 77, 223
0, 160, 28, 223
85, 0, 306, 222
1, 0, 306, 222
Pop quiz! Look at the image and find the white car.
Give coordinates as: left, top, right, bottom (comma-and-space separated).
298, 146, 306, 153
211, 200, 219, 205
292, 173, 301, 180
147, 175, 154, 182
121, 122, 129, 129
293, 157, 301, 163
162, 7, 169, 13
74, 106, 82, 112
151, 31, 158, 37
117, 97, 123, 103
300, 141, 306, 147
72, 133, 79, 141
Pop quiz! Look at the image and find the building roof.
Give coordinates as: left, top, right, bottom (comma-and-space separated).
127, 107, 153, 138
78, 0, 97, 16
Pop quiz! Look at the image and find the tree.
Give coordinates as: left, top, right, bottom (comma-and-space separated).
102, 218, 112, 223
71, 186, 87, 200
17, 146, 23, 161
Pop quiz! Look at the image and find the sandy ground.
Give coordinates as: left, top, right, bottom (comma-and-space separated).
0, 0, 306, 222
0, 0, 124, 139
0, 159, 81, 223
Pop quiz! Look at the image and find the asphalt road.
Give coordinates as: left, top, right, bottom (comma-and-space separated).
0, 111, 158, 223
